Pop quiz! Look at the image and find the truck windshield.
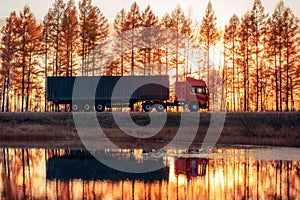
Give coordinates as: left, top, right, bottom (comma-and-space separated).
191, 86, 207, 95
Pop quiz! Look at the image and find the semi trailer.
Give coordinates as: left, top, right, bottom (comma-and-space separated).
46, 76, 209, 112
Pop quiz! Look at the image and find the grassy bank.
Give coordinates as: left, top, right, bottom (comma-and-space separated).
0, 112, 299, 148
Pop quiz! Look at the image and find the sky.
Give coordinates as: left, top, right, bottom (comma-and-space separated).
0, 0, 300, 28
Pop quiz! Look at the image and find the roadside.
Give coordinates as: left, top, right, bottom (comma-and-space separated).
0, 112, 299, 148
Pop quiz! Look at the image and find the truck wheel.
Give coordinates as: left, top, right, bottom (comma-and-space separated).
189, 102, 199, 112
95, 102, 105, 112
142, 101, 153, 112
83, 102, 93, 112
155, 103, 165, 112
71, 102, 81, 112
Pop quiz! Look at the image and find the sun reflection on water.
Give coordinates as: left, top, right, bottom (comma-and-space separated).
0, 147, 299, 199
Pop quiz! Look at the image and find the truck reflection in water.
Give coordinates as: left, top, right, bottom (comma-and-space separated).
46, 150, 169, 182
1, 148, 300, 199
175, 158, 208, 179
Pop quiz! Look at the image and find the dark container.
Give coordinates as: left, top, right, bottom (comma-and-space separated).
47, 76, 169, 103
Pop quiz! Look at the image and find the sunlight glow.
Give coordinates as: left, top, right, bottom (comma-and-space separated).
1, 148, 300, 199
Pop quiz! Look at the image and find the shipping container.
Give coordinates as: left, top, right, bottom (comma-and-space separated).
47, 76, 169, 111
46, 75, 208, 112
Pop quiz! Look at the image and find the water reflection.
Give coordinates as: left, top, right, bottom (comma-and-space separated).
0, 148, 299, 199
46, 150, 169, 181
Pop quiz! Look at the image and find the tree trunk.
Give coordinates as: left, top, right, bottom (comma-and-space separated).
255, 40, 259, 112
2, 75, 8, 112
25, 53, 32, 112
243, 61, 247, 112
131, 24, 135, 76
290, 77, 294, 111
44, 32, 48, 112
274, 52, 279, 111
232, 40, 236, 112
246, 38, 250, 111
279, 42, 282, 112
207, 41, 210, 110
285, 56, 289, 111
21, 63, 25, 112
5, 73, 11, 112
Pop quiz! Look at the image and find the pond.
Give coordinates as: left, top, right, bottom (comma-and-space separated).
0, 147, 300, 199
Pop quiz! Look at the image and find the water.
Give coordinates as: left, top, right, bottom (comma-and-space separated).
0, 147, 300, 199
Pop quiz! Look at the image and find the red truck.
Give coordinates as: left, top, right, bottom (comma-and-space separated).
174, 77, 209, 112
46, 76, 209, 112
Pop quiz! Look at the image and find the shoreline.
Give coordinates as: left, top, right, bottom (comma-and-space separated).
0, 112, 299, 148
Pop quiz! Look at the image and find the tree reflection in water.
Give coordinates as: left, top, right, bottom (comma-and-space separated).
0, 148, 299, 199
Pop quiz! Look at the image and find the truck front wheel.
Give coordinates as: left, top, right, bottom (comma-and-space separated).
189, 102, 199, 112
142, 101, 153, 112
95, 102, 105, 112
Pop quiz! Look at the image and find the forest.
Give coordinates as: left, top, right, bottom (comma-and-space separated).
0, 0, 299, 112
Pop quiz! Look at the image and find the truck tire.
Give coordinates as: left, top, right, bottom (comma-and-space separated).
142, 101, 153, 112
155, 103, 165, 112
83, 102, 93, 112
189, 102, 199, 112
95, 102, 105, 112
71, 102, 81, 112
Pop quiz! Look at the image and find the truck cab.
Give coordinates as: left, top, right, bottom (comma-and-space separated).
175, 77, 209, 111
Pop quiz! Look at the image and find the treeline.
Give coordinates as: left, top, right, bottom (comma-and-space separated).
222, 0, 299, 112
0, 0, 299, 112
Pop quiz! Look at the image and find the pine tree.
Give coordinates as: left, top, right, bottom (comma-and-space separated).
267, 0, 285, 111
113, 9, 127, 76
238, 12, 252, 111
266, 1, 299, 111
170, 5, 186, 81
180, 14, 193, 78
17, 6, 42, 111
161, 13, 173, 75
0, 11, 18, 112
224, 15, 240, 111
281, 7, 299, 111
85, 6, 109, 76
78, 0, 92, 76
140, 5, 159, 75
61, 0, 79, 77
78, 0, 109, 76
48, 0, 66, 77
125, 2, 141, 76
249, 0, 268, 111
199, 1, 220, 110
42, 10, 52, 111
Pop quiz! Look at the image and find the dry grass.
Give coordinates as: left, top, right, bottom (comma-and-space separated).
0, 112, 299, 148
1, 124, 78, 140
